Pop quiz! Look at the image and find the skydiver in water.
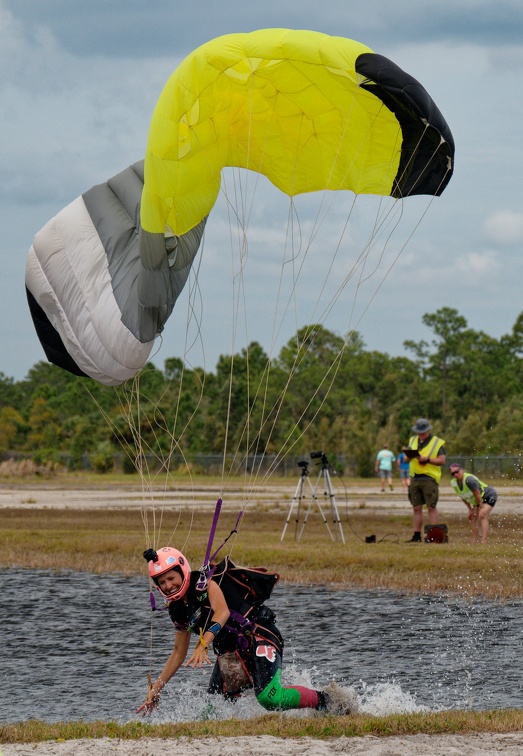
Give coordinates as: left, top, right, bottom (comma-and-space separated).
136, 547, 358, 717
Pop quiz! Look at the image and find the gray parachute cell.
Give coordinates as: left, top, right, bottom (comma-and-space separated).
25, 161, 206, 385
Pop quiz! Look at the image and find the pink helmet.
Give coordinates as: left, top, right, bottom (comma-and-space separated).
143, 547, 191, 601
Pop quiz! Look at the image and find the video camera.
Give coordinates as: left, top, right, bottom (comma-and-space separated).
297, 460, 309, 471
310, 450, 329, 466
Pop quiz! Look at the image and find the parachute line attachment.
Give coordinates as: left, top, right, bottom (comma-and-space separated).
197, 498, 244, 590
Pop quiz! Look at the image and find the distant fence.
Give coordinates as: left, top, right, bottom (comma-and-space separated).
3, 451, 523, 479
109, 453, 357, 478
445, 456, 523, 479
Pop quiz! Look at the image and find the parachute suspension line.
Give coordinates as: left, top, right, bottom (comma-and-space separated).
215, 96, 273, 490
131, 241, 215, 553
340, 114, 455, 325
226, 190, 414, 489
211, 82, 265, 489
356, 192, 440, 318
123, 374, 166, 552
213, 192, 346, 490
225, 156, 308, 489
395, 120, 453, 200
215, 85, 289, 490
217, 87, 332, 494
234, 187, 355, 486
325, 196, 406, 328
213, 114, 318, 490
243, 195, 322, 486
80, 377, 160, 550
235, 89, 290, 487
254, 348, 348, 487
218, 170, 246, 485
241, 197, 305, 486
83, 367, 202, 556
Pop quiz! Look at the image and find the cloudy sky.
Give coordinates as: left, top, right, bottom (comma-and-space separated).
2, 0, 523, 381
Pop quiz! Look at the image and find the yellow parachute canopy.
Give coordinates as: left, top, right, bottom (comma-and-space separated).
141, 29, 454, 237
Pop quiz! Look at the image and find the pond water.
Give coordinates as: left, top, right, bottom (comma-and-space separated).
1, 568, 521, 723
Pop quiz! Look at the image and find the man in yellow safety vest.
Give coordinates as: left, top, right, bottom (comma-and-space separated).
404, 418, 446, 542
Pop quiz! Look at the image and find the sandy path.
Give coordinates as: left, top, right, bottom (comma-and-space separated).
3, 733, 523, 755
1, 482, 522, 514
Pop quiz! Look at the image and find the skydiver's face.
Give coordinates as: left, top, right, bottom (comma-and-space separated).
157, 568, 183, 597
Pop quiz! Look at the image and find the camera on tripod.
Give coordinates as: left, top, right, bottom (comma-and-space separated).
282, 448, 345, 543
310, 450, 329, 466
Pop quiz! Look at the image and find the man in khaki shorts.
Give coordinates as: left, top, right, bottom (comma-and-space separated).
404, 418, 446, 542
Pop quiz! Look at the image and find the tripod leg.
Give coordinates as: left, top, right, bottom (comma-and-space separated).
301, 472, 334, 542
296, 476, 321, 542
324, 469, 345, 544
281, 476, 304, 541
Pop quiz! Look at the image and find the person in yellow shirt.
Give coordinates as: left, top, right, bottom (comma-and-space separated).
404, 418, 446, 542
449, 464, 498, 544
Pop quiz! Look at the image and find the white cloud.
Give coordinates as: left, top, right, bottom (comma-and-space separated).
455, 250, 499, 276
483, 210, 523, 245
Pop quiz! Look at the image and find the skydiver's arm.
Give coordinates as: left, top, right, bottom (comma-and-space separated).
136, 629, 191, 715
185, 580, 230, 669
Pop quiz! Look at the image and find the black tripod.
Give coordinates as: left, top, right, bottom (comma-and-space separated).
281, 453, 345, 543
280, 460, 318, 542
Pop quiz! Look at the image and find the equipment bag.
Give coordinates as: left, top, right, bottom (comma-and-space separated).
210, 556, 280, 608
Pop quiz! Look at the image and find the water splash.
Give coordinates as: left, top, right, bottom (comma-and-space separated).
358, 681, 428, 716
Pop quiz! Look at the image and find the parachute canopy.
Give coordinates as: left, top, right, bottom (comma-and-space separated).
141, 27, 454, 241
26, 162, 206, 385
26, 29, 454, 386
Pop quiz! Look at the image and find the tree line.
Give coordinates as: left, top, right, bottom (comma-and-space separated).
1, 307, 523, 476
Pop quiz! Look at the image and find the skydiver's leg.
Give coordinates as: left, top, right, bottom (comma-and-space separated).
252, 634, 321, 711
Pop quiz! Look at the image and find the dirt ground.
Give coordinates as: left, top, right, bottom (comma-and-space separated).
3, 732, 523, 755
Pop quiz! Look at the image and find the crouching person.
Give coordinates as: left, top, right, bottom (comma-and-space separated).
136, 547, 357, 716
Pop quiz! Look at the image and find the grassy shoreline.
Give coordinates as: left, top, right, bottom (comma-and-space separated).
2, 710, 523, 744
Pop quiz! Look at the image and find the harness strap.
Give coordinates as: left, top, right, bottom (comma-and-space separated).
149, 591, 168, 612
197, 499, 244, 590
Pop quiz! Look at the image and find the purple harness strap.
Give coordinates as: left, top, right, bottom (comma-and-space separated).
149, 590, 168, 612
225, 609, 256, 650
197, 498, 243, 590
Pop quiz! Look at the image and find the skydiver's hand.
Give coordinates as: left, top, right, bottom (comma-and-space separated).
136, 688, 161, 717
185, 642, 211, 669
